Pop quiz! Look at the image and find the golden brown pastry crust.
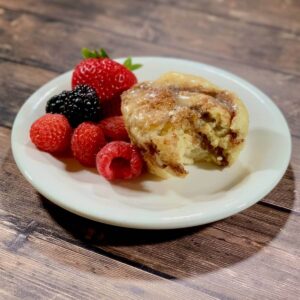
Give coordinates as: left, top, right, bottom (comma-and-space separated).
121, 72, 249, 178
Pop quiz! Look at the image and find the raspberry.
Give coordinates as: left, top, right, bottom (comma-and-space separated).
99, 116, 129, 141
30, 114, 72, 153
101, 96, 122, 117
71, 122, 106, 167
96, 141, 143, 180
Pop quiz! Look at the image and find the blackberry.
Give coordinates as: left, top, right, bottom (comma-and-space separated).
46, 85, 101, 127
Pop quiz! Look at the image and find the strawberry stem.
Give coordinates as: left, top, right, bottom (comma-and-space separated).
81, 48, 142, 71
81, 48, 110, 59
100, 48, 109, 58
123, 56, 142, 71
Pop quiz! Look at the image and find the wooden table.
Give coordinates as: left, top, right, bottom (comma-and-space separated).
1, 0, 299, 299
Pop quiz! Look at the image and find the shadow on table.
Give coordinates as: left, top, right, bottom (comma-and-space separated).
40, 164, 296, 276
41, 196, 199, 245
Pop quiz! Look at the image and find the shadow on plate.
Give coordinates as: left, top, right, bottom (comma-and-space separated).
39, 164, 296, 277
55, 155, 98, 174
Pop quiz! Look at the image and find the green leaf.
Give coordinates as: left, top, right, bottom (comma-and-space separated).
130, 63, 143, 71
123, 57, 131, 68
81, 48, 93, 58
123, 56, 142, 71
100, 48, 109, 58
81, 48, 110, 59
92, 50, 99, 58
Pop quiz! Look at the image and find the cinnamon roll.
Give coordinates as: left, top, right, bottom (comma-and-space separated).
121, 72, 249, 178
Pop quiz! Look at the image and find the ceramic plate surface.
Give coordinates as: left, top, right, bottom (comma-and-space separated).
12, 57, 291, 229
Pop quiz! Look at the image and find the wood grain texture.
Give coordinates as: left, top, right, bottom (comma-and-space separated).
3, 0, 300, 34
1, 223, 213, 300
0, 60, 57, 128
168, 0, 300, 32
0, 126, 300, 299
0, 0, 300, 298
1, 0, 300, 75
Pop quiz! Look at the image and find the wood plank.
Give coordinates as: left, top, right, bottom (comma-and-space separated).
0, 60, 57, 128
0, 1, 300, 76
1, 125, 300, 298
1, 1, 299, 299
0, 223, 212, 300
7, 0, 300, 33
2, 191, 300, 299
170, 0, 300, 33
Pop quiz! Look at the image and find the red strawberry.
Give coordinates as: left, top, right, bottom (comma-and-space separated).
99, 116, 129, 141
72, 48, 141, 105
30, 114, 72, 154
71, 122, 106, 167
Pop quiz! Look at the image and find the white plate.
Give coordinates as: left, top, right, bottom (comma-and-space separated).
12, 57, 291, 229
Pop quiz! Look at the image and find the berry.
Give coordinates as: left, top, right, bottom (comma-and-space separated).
30, 114, 72, 153
96, 141, 143, 180
102, 95, 122, 117
72, 58, 137, 103
99, 116, 129, 141
72, 49, 141, 105
71, 122, 106, 167
46, 85, 101, 128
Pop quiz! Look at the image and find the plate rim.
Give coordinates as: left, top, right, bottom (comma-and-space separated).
11, 56, 292, 229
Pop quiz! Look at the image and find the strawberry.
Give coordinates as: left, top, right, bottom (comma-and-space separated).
72, 48, 142, 104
